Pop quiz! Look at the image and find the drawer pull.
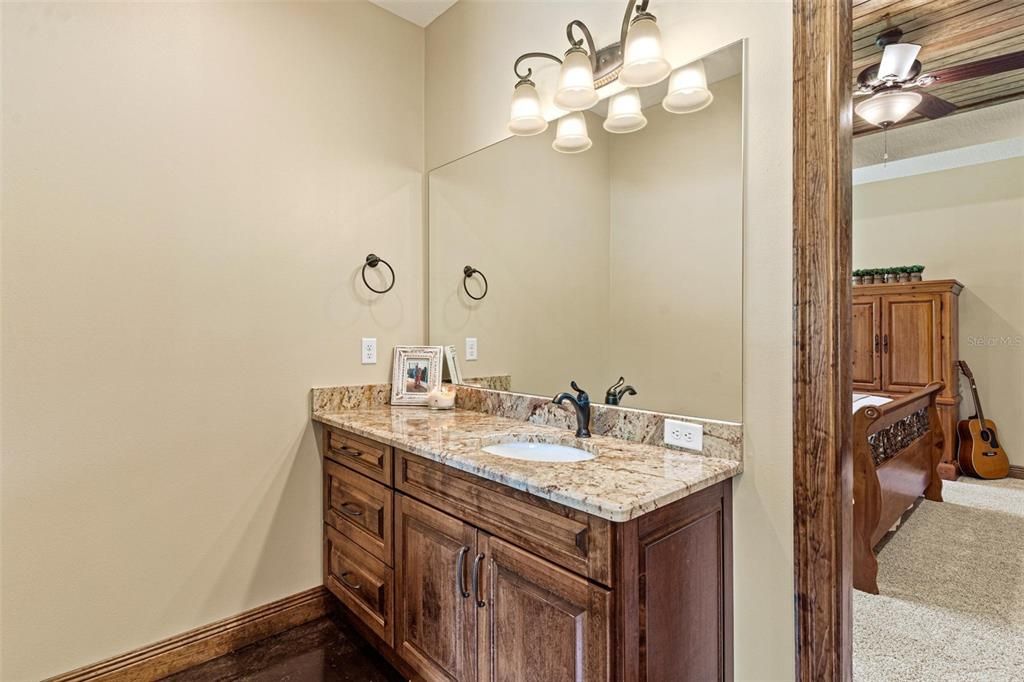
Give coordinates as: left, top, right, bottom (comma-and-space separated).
339, 502, 364, 517
456, 546, 470, 598
472, 553, 485, 608
339, 571, 362, 591
332, 445, 366, 461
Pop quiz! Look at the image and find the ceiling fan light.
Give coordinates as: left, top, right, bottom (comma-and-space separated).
552, 112, 592, 153
879, 43, 921, 81
619, 13, 671, 88
554, 47, 599, 111
662, 60, 714, 114
603, 88, 647, 133
508, 80, 548, 136
854, 90, 922, 127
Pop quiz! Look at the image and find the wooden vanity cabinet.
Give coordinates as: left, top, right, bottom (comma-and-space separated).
321, 425, 733, 681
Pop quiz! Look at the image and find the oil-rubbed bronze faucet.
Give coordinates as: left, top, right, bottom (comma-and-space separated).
552, 381, 592, 438
604, 376, 637, 406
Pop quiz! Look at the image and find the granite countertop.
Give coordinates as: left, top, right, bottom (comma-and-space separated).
313, 406, 742, 522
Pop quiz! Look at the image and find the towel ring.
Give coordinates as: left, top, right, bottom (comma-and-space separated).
362, 254, 395, 294
463, 266, 488, 301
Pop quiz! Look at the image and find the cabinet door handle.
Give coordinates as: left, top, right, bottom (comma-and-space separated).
456, 546, 470, 598
472, 553, 485, 608
339, 502, 364, 517
339, 571, 362, 591
882, 334, 889, 353
874, 334, 880, 353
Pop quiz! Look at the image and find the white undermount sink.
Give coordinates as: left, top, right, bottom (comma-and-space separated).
481, 441, 595, 463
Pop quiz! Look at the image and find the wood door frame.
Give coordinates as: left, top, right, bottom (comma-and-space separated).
793, 2, 854, 681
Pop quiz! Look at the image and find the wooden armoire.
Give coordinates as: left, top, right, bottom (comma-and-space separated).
851, 279, 963, 479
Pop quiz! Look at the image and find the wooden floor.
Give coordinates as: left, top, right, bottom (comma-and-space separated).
164, 612, 403, 681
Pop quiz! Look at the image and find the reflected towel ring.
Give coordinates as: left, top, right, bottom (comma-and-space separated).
362, 254, 395, 294
463, 266, 489, 301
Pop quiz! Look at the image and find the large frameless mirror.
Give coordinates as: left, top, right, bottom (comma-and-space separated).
428, 40, 744, 422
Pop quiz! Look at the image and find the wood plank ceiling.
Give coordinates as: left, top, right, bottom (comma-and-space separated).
852, 0, 1024, 136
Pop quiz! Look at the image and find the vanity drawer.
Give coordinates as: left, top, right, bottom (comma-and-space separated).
394, 449, 613, 586
325, 524, 393, 646
324, 427, 392, 485
324, 459, 393, 565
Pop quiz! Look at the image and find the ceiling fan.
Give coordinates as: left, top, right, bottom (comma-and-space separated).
854, 27, 1024, 129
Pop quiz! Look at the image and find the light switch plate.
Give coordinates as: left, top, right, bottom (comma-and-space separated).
664, 419, 703, 451
465, 337, 478, 361
361, 337, 377, 365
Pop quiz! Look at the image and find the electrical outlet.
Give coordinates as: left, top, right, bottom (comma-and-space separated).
664, 419, 703, 451
361, 337, 377, 365
465, 337, 478, 361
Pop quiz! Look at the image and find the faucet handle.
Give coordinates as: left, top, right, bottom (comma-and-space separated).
569, 380, 589, 403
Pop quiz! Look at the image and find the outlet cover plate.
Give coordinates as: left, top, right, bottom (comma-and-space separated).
361, 338, 377, 365
664, 419, 703, 451
465, 337, 478, 361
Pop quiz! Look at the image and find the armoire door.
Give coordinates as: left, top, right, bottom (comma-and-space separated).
476, 534, 610, 682
881, 294, 942, 393
852, 297, 882, 390
395, 494, 478, 682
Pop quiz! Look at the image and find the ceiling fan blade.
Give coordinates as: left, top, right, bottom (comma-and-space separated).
925, 51, 1024, 85
916, 91, 957, 119
879, 43, 921, 81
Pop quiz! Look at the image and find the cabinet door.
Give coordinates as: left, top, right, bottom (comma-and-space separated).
395, 494, 478, 682
851, 297, 881, 390
881, 294, 942, 393
476, 534, 610, 682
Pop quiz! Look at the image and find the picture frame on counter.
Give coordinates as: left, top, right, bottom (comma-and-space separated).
391, 345, 443, 405
444, 345, 463, 385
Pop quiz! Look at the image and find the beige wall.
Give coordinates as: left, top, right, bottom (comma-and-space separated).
428, 114, 612, 397
854, 157, 1024, 467
427, 2, 794, 679
608, 75, 743, 420
1, 2, 424, 679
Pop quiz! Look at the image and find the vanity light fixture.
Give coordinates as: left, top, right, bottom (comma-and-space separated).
508, 0, 668, 135
552, 112, 592, 153
603, 89, 647, 133
663, 60, 714, 114
508, 79, 548, 136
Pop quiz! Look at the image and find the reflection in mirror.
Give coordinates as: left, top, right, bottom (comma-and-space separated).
429, 41, 744, 422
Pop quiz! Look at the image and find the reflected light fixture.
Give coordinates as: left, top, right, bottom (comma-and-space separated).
508, 0, 671, 138
854, 90, 922, 128
604, 89, 647, 133
663, 60, 713, 114
552, 112, 593, 153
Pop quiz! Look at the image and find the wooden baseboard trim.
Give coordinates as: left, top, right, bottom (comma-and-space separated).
1009, 465, 1024, 480
46, 586, 331, 682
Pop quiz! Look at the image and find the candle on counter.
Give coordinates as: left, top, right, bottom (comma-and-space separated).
426, 385, 456, 410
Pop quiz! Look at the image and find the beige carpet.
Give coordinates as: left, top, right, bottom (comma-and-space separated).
854, 477, 1024, 681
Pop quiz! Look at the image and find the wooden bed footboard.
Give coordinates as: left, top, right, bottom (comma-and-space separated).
853, 382, 945, 594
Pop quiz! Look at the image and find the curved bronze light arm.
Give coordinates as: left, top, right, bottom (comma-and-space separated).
566, 20, 598, 68
513, 51, 563, 81
619, 0, 650, 46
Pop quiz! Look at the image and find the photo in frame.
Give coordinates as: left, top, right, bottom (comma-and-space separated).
390, 346, 443, 405
444, 345, 463, 385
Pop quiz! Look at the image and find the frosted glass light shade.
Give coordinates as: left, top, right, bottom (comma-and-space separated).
663, 60, 714, 114
554, 48, 599, 111
603, 88, 647, 133
854, 90, 921, 127
878, 43, 921, 81
508, 81, 548, 136
552, 112, 592, 153
619, 14, 671, 88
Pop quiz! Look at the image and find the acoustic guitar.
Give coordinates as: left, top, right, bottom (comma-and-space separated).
956, 360, 1010, 479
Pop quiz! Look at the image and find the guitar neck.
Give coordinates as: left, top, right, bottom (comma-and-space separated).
968, 376, 987, 426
